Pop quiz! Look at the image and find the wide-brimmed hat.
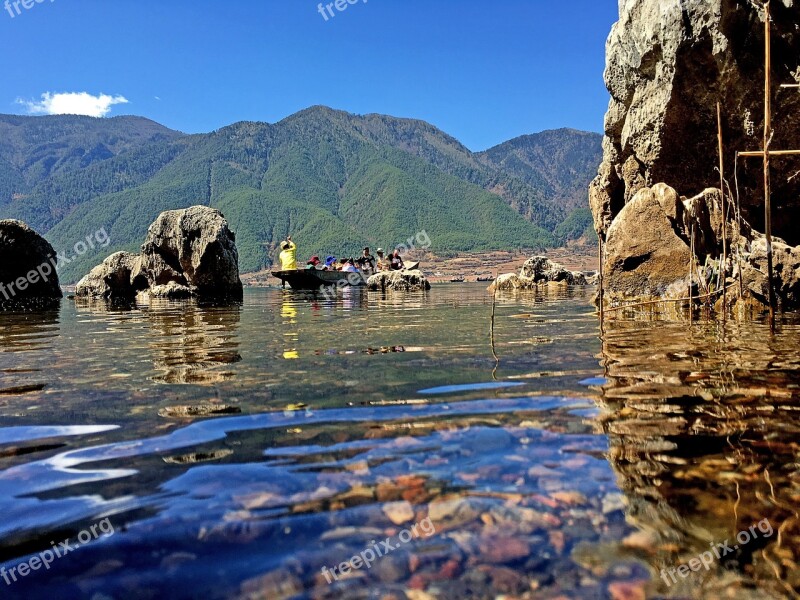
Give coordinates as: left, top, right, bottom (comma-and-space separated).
376, 248, 384, 254
325, 256, 336, 266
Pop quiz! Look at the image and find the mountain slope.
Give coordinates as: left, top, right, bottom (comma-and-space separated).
46, 117, 557, 282
0, 109, 601, 283
0, 114, 185, 231
478, 128, 603, 213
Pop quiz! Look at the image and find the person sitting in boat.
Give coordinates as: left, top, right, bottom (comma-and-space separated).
376, 248, 389, 271
324, 256, 337, 271
342, 258, 358, 273
390, 250, 405, 271
279, 236, 297, 271
306, 255, 321, 269
356, 247, 377, 274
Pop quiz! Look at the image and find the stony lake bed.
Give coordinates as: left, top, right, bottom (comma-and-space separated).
0, 283, 799, 599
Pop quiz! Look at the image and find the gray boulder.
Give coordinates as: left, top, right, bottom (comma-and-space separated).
738, 237, 800, 307
75, 252, 141, 301
0, 220, 62, 309
76, 206, 244, 303
520, 256, 587, 285
139, 206, 243, 300
367, 270, 431, 291
491, 256, 588, 292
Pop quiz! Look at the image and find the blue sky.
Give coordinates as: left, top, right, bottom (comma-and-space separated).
0, 0, 617, 151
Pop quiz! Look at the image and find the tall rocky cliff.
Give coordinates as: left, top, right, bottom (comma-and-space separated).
590, 0, 800, 245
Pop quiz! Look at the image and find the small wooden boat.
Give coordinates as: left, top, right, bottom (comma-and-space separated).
450, 276, 466, 283
271, 269, 368, 290
477, 275, 495, 282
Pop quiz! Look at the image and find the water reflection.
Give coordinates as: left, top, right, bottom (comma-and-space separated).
598, 316, 800, 598
0, 309, 59, 403
2, 286, 800, 597
144, 301, 242, 384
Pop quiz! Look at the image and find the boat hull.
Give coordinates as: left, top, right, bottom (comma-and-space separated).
271, 270, 368, 290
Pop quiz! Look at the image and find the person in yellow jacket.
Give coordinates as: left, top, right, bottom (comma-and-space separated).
279, 236, 297, 270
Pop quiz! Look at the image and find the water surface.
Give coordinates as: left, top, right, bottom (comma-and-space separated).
0, 284, 798, 599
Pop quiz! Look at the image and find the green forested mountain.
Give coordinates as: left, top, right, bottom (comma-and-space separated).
478, 128, 603, 212
478, 129, 602, 241
0, 108, 601, 282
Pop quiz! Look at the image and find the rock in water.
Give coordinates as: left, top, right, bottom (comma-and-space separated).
603, 184, 692, 300
589, 0, 800, 309
491, 256, 587, 291
0, 220, 62, 309
520, 256, 587, 285
590, 0, 800, 245
75, 252, 141, 301
139, 206, 243, 300
367, 270, 431, 291
76, 206, 244, 303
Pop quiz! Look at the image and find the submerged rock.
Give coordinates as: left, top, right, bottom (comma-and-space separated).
491, 256, 588, 292
367, 270, 431, 291
76, 206, 243, 303
0, 220, 62, 310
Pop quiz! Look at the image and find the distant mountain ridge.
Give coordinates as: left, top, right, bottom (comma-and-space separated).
0, 108, 601, 282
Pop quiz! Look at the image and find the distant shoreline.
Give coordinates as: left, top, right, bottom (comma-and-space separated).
241, 244, 598, 287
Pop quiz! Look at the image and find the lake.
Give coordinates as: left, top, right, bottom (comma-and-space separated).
0, 283, 798, 599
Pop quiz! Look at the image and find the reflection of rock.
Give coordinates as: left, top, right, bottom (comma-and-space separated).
598, 317, 800, 597
146, 303, 242, 384
76, 206, 243, 303
490, 256, 587, 292
0, 220, 62, 310
158, 405, 241, 418
0, 308, 59, 406
367, 270, 431, 291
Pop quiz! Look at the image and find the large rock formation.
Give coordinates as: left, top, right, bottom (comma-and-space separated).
602, 182, 800, 306
76, 206, 243, 302
592, 0, 800, 241
0, 220, 62, 309
591, 0, 800, 307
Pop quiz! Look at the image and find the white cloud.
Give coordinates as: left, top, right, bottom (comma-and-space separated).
17, 92, 129, 117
